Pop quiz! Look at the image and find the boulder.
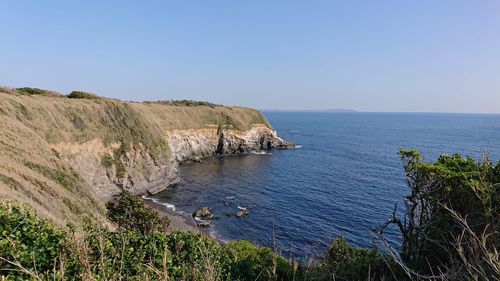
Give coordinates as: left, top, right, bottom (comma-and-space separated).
236, 209, 250, 218
196, 220, 210, 228
193, 207, 214, 219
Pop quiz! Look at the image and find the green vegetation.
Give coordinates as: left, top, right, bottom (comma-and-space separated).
100, 154, 114, 168
13, 87, 60, 97
0, 174, 24, 191
0, 197, 289, 280
317, 238, 399, 281
16, 87, 47, 96
23, 161, 80, 191
67, 91, 100, 100
2, 151, 498, 280
101, 102, 168, 161
374, 150, 499, 280
106, 191, 170, 234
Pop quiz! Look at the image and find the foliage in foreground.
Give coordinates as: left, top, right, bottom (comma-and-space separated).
0, 197, 392, 280
106, 190, 170, 234
376, 150, 499, 280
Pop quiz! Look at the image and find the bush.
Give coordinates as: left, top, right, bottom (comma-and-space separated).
16, 87, 47, 95
376, 150, 500, 280
228, 240, 295, 281
15, 87, 61, 97
0, 201, 232, 280
322, 237, 401, 281
0, 202, 79, 279
100, 154, 114, 168
106, 190, 170, 234
67, 91, 100, 100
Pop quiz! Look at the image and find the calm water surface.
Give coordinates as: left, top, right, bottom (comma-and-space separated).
152, 112, 500, 259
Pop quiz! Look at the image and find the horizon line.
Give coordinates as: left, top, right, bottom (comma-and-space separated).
260, 109, 500, 115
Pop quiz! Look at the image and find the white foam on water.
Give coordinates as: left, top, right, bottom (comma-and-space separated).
294, 145, 303, 149
237, 205, 247, 210
194, 216, 209, 223
225, 196, 235, 200
142, 195, 176, 211
208, 227, 229, 244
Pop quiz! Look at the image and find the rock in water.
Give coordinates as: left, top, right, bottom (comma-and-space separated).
236, 209, 250, 218
193, 207, 214, 219
196, 220, 210, 228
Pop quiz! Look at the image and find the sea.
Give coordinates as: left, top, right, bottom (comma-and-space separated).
151, 112, 500, 260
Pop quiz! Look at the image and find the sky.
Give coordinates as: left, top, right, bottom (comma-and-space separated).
1, 1, 499, 113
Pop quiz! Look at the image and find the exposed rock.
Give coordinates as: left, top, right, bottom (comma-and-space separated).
236, 209, 250, 218
165, 125, 294, 163
50, 139, 179, 199
193, 207, 214, 219
196, 220, 211, 228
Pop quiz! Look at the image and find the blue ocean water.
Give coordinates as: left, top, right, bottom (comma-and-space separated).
152, 112, 500, 259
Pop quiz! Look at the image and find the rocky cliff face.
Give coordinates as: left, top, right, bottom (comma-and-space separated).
0, 88, 292, 226
165, 125, 291, 163
49, 139, 179, 199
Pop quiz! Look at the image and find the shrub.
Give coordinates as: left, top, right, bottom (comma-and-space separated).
105, 190, 170, 234
322, 237, 401, 281
100, 154, 114, 168
376, 150, 500, 280
67, 91, 100, 100
14, 87, 61, 97
0, 202, 79, 279
228, 240, 295, 281
16, 87, 46, 95
112, 145, 127, 178
0, 202, 231, 280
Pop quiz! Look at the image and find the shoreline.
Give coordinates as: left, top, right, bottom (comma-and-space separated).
143, 196, 199, 233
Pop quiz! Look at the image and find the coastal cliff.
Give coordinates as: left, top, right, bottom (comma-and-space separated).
0, 87, 292, 227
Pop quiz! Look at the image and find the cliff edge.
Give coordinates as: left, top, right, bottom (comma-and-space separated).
0, 87, 292, 227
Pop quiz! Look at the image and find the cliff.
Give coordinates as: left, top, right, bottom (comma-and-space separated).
0, 87, 291, 227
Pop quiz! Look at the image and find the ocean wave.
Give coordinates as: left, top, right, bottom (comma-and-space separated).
294, 145, 303, 149
208, 227, 229, 244
194, 216, 208, 222
225, 196, 235, 200
142, 195, 176, 211
237, 205, 247, 210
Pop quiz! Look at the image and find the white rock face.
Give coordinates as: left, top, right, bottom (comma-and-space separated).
165, 125, 291, 163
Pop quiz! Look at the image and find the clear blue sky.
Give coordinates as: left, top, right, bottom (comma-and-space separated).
1, 1, 499, 113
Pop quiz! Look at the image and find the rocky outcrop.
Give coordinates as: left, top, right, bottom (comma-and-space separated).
165, 125, 293, 163
193, 207, 214, 219
236, 209, 250, 218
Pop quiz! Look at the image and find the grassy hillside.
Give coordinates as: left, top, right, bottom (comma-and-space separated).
0, 86, 272, 228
